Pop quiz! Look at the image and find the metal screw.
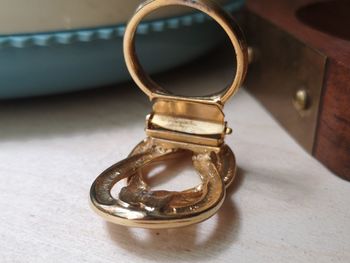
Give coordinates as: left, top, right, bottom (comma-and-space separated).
293, 89, 310, 112
225, 127, 233, 135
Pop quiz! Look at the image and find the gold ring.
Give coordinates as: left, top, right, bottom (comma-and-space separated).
123, 0, 248, 104
90, 0, 247, 229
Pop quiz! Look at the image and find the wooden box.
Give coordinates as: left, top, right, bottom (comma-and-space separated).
244, 0, 350, 180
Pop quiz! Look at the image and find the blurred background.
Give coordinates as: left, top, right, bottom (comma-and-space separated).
0, 0, 243, 99
1, 1, 350, 262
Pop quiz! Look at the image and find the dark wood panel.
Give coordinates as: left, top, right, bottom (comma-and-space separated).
314, 61, 350, 180
246, 0, 350, 180
246, 0, 350, 64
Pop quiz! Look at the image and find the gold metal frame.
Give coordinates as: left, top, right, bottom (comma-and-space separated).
90, 0, 248, 229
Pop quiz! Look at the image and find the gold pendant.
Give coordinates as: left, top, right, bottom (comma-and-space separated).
90, 0, 248, 229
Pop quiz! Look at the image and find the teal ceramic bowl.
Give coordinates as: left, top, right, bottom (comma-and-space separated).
0, 0, 244, 99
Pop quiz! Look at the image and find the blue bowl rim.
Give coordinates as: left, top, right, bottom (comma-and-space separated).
0, 0, 244, 48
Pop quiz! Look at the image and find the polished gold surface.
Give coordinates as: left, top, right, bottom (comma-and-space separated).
152, 99, 225, 123
90, 137, 236, 228
147, 98, 229, 147
90, 0, 248, 229
123, 0, 248, 104
150, 115, 226, 135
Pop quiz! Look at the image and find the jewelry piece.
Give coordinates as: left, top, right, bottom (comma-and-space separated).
90, 0, 248, 229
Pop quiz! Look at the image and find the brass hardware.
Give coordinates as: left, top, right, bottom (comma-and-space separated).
247, 46, 255, 64
89, 0, 248, 229
293, 88, 310, 112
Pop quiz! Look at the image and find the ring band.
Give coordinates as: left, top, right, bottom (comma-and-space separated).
123, 0, 248, 104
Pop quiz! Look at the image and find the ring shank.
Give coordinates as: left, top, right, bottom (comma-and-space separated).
123, 0, 248, 104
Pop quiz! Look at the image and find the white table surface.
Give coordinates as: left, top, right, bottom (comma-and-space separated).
1, 51, 349, 263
